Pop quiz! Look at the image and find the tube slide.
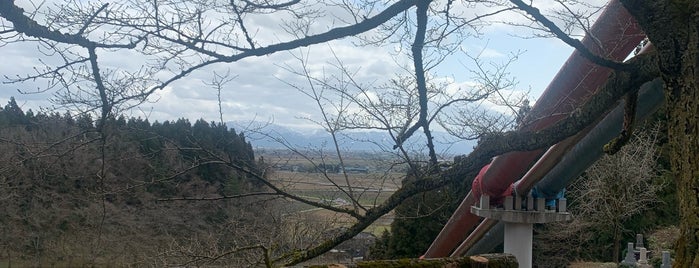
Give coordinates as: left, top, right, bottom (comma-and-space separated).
425, 0, 644, 257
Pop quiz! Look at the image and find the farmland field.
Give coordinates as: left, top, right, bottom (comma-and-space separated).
255, 150, 406, 240
259, 148, 406, 236
268, 170, 401, 235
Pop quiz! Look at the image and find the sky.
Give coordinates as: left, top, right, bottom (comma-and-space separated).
0, 1, 601, 133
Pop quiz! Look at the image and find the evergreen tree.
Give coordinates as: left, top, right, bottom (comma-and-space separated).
370, 167, 470, 259
2, 97, 27, 125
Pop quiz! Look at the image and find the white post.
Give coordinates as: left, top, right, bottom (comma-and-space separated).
504, 222, 533, 268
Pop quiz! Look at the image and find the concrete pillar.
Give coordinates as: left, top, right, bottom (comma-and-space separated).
536, 198, 545, 212
480, 194, 490, 209
557, 198, 567, 212
504, 222, 532, 268
526, 195, 534, 211
504, 196, 514, 210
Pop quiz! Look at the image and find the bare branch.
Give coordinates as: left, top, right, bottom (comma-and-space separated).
149, 0, 419, 93
157, 192, 279, 201
87, 46, 111, 127
243, 0, 300, 10
231, 2, 256, 49
509, 0, 629, 70
0, 1, 142, 49
395, 0, 439, 167
76, 3, 109, 36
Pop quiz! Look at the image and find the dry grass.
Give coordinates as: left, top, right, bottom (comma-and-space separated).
648, 225, 680, 252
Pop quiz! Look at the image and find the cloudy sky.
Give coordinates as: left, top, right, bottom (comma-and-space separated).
0, 0, 605, 132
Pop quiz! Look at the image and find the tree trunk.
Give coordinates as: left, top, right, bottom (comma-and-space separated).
613, 228, 621, 263
666, 41, 699, 268
620, 2, 699, 267
662, 11, 699, 268
354, 254, 518, 268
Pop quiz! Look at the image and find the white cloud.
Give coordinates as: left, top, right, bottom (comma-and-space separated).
445, 80, 480, 96
461, 44, 506, 59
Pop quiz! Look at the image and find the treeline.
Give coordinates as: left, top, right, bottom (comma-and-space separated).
1, 97, 260, 195
0, 97, 268, 265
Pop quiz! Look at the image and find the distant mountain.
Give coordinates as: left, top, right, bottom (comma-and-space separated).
228, 121, 477, 155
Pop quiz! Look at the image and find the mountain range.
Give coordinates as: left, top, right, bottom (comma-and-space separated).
228, 121, 477, 156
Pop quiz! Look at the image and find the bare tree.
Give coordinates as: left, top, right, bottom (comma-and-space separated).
536, 127, 666, 264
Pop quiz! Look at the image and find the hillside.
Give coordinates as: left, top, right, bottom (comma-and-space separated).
0, 98, 277, 266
